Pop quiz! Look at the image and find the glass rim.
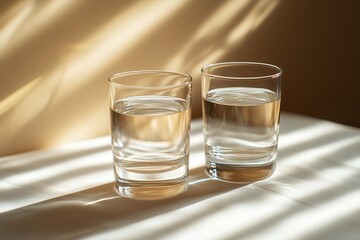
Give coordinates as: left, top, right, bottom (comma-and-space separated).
201, 62, 282, 80
108, 70, 192, 89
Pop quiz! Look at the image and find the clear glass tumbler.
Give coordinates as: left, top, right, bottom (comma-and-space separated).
201, 62, 282, 183
108, 70, 192, 200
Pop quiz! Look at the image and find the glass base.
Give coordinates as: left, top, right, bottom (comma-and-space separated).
206, 161, 275, 183
115, 177, 188, 200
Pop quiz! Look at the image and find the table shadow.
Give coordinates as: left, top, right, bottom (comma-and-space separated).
0, 167, 243, 239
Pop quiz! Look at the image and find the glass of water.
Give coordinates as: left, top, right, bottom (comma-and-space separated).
201, 62, 282, 183
108, 70, 192, 200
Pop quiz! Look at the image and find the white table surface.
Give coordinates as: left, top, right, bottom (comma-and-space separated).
0, 112, 359, 240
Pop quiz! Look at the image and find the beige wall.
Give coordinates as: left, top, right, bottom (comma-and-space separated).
0, 0, 359, 156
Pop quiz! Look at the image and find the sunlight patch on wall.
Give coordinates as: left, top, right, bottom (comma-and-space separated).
47, 100, 107, 147
0, 0, 77, 61
0, 1, 34, 53
165, 0, 279, 76
46, 0, 190, 145
201, 0, 280, 72
0, 66, 63, 151
227, 0, 279, 44
57, 0, 190, 101
0, 0, 280, 155
0, 0, 191, 152
164, 0, 252, 72
0, 76, 41, 116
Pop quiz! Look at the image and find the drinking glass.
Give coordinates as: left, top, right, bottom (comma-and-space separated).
108, 70, 192, 200
201, 62, 282, 183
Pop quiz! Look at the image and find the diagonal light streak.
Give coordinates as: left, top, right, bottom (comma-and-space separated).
57, 0, 190, 100
0, 76, 41, 116
164, 0, 253, 71
0, 0, 79, 61
0, 1, 34, 53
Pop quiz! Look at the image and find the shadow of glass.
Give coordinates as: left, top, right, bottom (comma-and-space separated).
0, 167, 243, 239
0, 121, 204, 209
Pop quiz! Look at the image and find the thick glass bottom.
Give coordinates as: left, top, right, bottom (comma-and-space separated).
206, 160, 275, 183
114, 177, 188, 200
